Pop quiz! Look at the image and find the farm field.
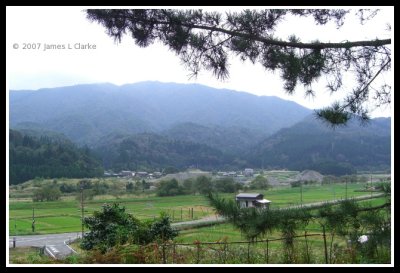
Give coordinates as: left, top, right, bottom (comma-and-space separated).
9, 182, 380, 235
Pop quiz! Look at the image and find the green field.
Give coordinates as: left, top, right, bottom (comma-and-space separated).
9, 182, 379, 235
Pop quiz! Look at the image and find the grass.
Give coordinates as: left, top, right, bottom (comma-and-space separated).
8, 247, 53, 264
9, 182, 379, 235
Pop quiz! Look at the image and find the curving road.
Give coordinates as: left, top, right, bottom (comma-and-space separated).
8, 232, 81, 259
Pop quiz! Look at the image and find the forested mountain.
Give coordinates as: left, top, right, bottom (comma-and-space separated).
163, 122, 265, 154
9, 82, 391, 177
9, 129, 103, 184
248, 116, 391, 175
10, 81, 311, 146
93, 133, 241, 172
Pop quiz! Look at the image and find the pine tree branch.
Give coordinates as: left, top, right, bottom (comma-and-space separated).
150, 19, 391, 50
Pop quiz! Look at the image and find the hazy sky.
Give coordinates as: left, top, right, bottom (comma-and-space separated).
6, 6, 393, 117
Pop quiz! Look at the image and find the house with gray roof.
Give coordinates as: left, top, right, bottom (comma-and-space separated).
236, 193, 271, 209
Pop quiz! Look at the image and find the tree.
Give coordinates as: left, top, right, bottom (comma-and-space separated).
148, 212, 179, 243
126, 181, 134, 192
76, 188, 96, 201
86, 9, 391, 126
182, 178, 195, 194
80, 203, 140, 252
79, 179, 92, 190
163, 166, 179, 174
141, 179, 149, 192
249, 175, 270, 190
81, 203, 178, 252
194, 175, 213, 194
156, 178, 183, 196
32, 185, 61, 202
214, 177, 242, 193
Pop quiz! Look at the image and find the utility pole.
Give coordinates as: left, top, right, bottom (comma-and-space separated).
32, 207, 35, 233
370, 174, 373, 197
81, 184, 84, 239
300, 181, 303, 206
13, 218, 17, 248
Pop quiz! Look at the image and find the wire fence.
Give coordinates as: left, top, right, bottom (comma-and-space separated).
120, 231, 343, 264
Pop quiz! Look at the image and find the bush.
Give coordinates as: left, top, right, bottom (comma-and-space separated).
32, 185, 61, 202
60, 183, 76, 193
249, 175, 270, 190
81, 203, 140, 253
156, 179, 184, 196
214, 178, 242, 193
81, 203, 178, 253
76, 189, 96, 201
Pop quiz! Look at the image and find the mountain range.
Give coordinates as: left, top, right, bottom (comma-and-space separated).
10, 81, 311, 146
10, 81, 391, 178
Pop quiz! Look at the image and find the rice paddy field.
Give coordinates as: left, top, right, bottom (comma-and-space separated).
9, 181, 381, 235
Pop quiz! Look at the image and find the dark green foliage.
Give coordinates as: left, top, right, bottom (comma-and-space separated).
194, 176, 213, 194
59, 183, 76, 193
214, 177, 242, 193
81, 203, 140, 253
248, 115, 390, 174
86, 9, 391, 125
93, 180, 109, 195
96, 133, 229, 171
208, 193, 390, 263
76, 189, 96, 202
81, 203, 178, 253
9, 130, 103, 185
141, 180, 149, 192
156, 179, 183, 196
182, 178, 195, 194
163, 166, 179, 174
148, 212, 179, 242
315, 105, 351, 128
126, 182, 134, 192
164, 122, 266, 155
78, 179, 92, 190
32, 184, 61, 202
248, 175, 270, 190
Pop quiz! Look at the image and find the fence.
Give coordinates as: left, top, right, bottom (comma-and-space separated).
117, 230, 346, 264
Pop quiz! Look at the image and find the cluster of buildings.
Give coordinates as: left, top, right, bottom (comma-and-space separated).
216, 168, 254, 178
103, 170, 163, 179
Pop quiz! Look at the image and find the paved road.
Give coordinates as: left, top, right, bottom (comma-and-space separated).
279, 193, 385, 210
172, 215, 226, 229
9, 232, 81, 259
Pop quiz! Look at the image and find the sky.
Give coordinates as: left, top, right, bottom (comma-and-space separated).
6, 6, 393, 117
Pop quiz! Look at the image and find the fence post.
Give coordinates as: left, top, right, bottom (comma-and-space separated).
181, 208, 183, 220
13, 237, 16, 248
266, 238, 269, 264
247, 241, 251, 263
304, 231, 310, 263
196, 242, 201, 264
162, 242, 166, 264
173, 243, 176, 264
191, 207, 194, 219
322, 225, 329, 264
224, 242, 227, 264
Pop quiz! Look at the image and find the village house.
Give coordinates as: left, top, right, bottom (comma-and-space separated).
244, 168, 254, 177
236, 193, 271, 209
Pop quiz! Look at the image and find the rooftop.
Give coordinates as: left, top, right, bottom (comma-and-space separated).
236, 193, 263, 199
